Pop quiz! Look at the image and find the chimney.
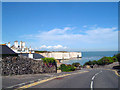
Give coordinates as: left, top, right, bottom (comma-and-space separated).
14, 41, 18, 48
22, 42, 25, 48
8, 42, 10, 47
20, 41, 22, 48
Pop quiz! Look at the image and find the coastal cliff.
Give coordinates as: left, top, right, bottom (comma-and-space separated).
37, 52, 82, 60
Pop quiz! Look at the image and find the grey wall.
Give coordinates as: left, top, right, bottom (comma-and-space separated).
1, 55, 57, 76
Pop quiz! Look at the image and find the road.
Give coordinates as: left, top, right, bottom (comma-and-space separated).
3, 69, 119, 89
31, 69, 119, 89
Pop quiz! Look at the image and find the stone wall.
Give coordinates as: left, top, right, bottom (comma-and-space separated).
1, 55, 57, 76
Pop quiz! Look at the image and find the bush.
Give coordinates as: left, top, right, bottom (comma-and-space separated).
92, 60, 97, 65
84, 60, 92, 66
67, 64, 75, 71
115, 53, 120, 63
60, 64, 75, 72
72, 62, 81, 67
112, 56, 118, 62
41, 57, 56, 67
83, 56, 118, 66
60, 64, 67, 71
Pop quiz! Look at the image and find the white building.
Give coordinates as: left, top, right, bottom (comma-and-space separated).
7, 41, 35, 54
8, 42, 10, 48
14, 41, 18, 48
20, 41, 22, 48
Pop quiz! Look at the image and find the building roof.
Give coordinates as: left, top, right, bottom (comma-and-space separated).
11, 45, 17, 49
18, 53, 44, 59
0, 45, 17, 56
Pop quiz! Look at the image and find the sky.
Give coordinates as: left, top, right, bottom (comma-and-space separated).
2, 2, 118, 51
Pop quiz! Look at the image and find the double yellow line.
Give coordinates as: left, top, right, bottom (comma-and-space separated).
15, 71, 89, 89
104, 69, 120, 77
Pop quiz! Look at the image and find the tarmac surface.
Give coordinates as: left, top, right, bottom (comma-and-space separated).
2, 68, 120, 89
31, 69, 119, 88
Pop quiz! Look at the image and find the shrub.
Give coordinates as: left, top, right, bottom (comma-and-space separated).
60, 64, 75, 72
92, 60, 97, 65
72, 62, 81, 67
112, 56, 118, 62
115, 53, 120, 63
41, 57, 56, 67
83, 56, 118, 66
60, 64, 67, 71
67, 64, 75, 71
84, 60, 92, 66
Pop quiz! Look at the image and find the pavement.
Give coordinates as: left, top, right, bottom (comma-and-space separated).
2, 68, 120, 89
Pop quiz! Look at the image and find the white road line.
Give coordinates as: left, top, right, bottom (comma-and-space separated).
92, 75, 95, 80
91, 81, 93, 90
17, 83, 25, 86
90, 70, 102, 90
95, 73, 98, 76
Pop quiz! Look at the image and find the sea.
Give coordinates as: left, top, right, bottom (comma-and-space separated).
61, 51, 118, 65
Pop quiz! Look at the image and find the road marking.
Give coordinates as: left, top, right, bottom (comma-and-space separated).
90, 70, 102, 90
15, 71, 89, 89
72, 71, 89, 75
90, 81, 93, 89
114, 70, 120, 77
92, 75, 95, 80
104, 69, 120, 77
17, 74, 71, 89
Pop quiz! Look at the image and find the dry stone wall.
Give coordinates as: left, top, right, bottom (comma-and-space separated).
1, 55, 57, 76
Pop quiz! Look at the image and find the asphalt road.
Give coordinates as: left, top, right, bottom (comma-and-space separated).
2, 69, 119, 89
2, 69, 88, 88
31, 69, 119, 89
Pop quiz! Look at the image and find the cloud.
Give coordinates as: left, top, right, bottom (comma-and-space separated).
21, 26, 118, 51
40, 45, 47, 48
41, 27, 74, 35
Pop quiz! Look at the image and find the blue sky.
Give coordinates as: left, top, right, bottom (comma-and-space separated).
2, 2, 118, 51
